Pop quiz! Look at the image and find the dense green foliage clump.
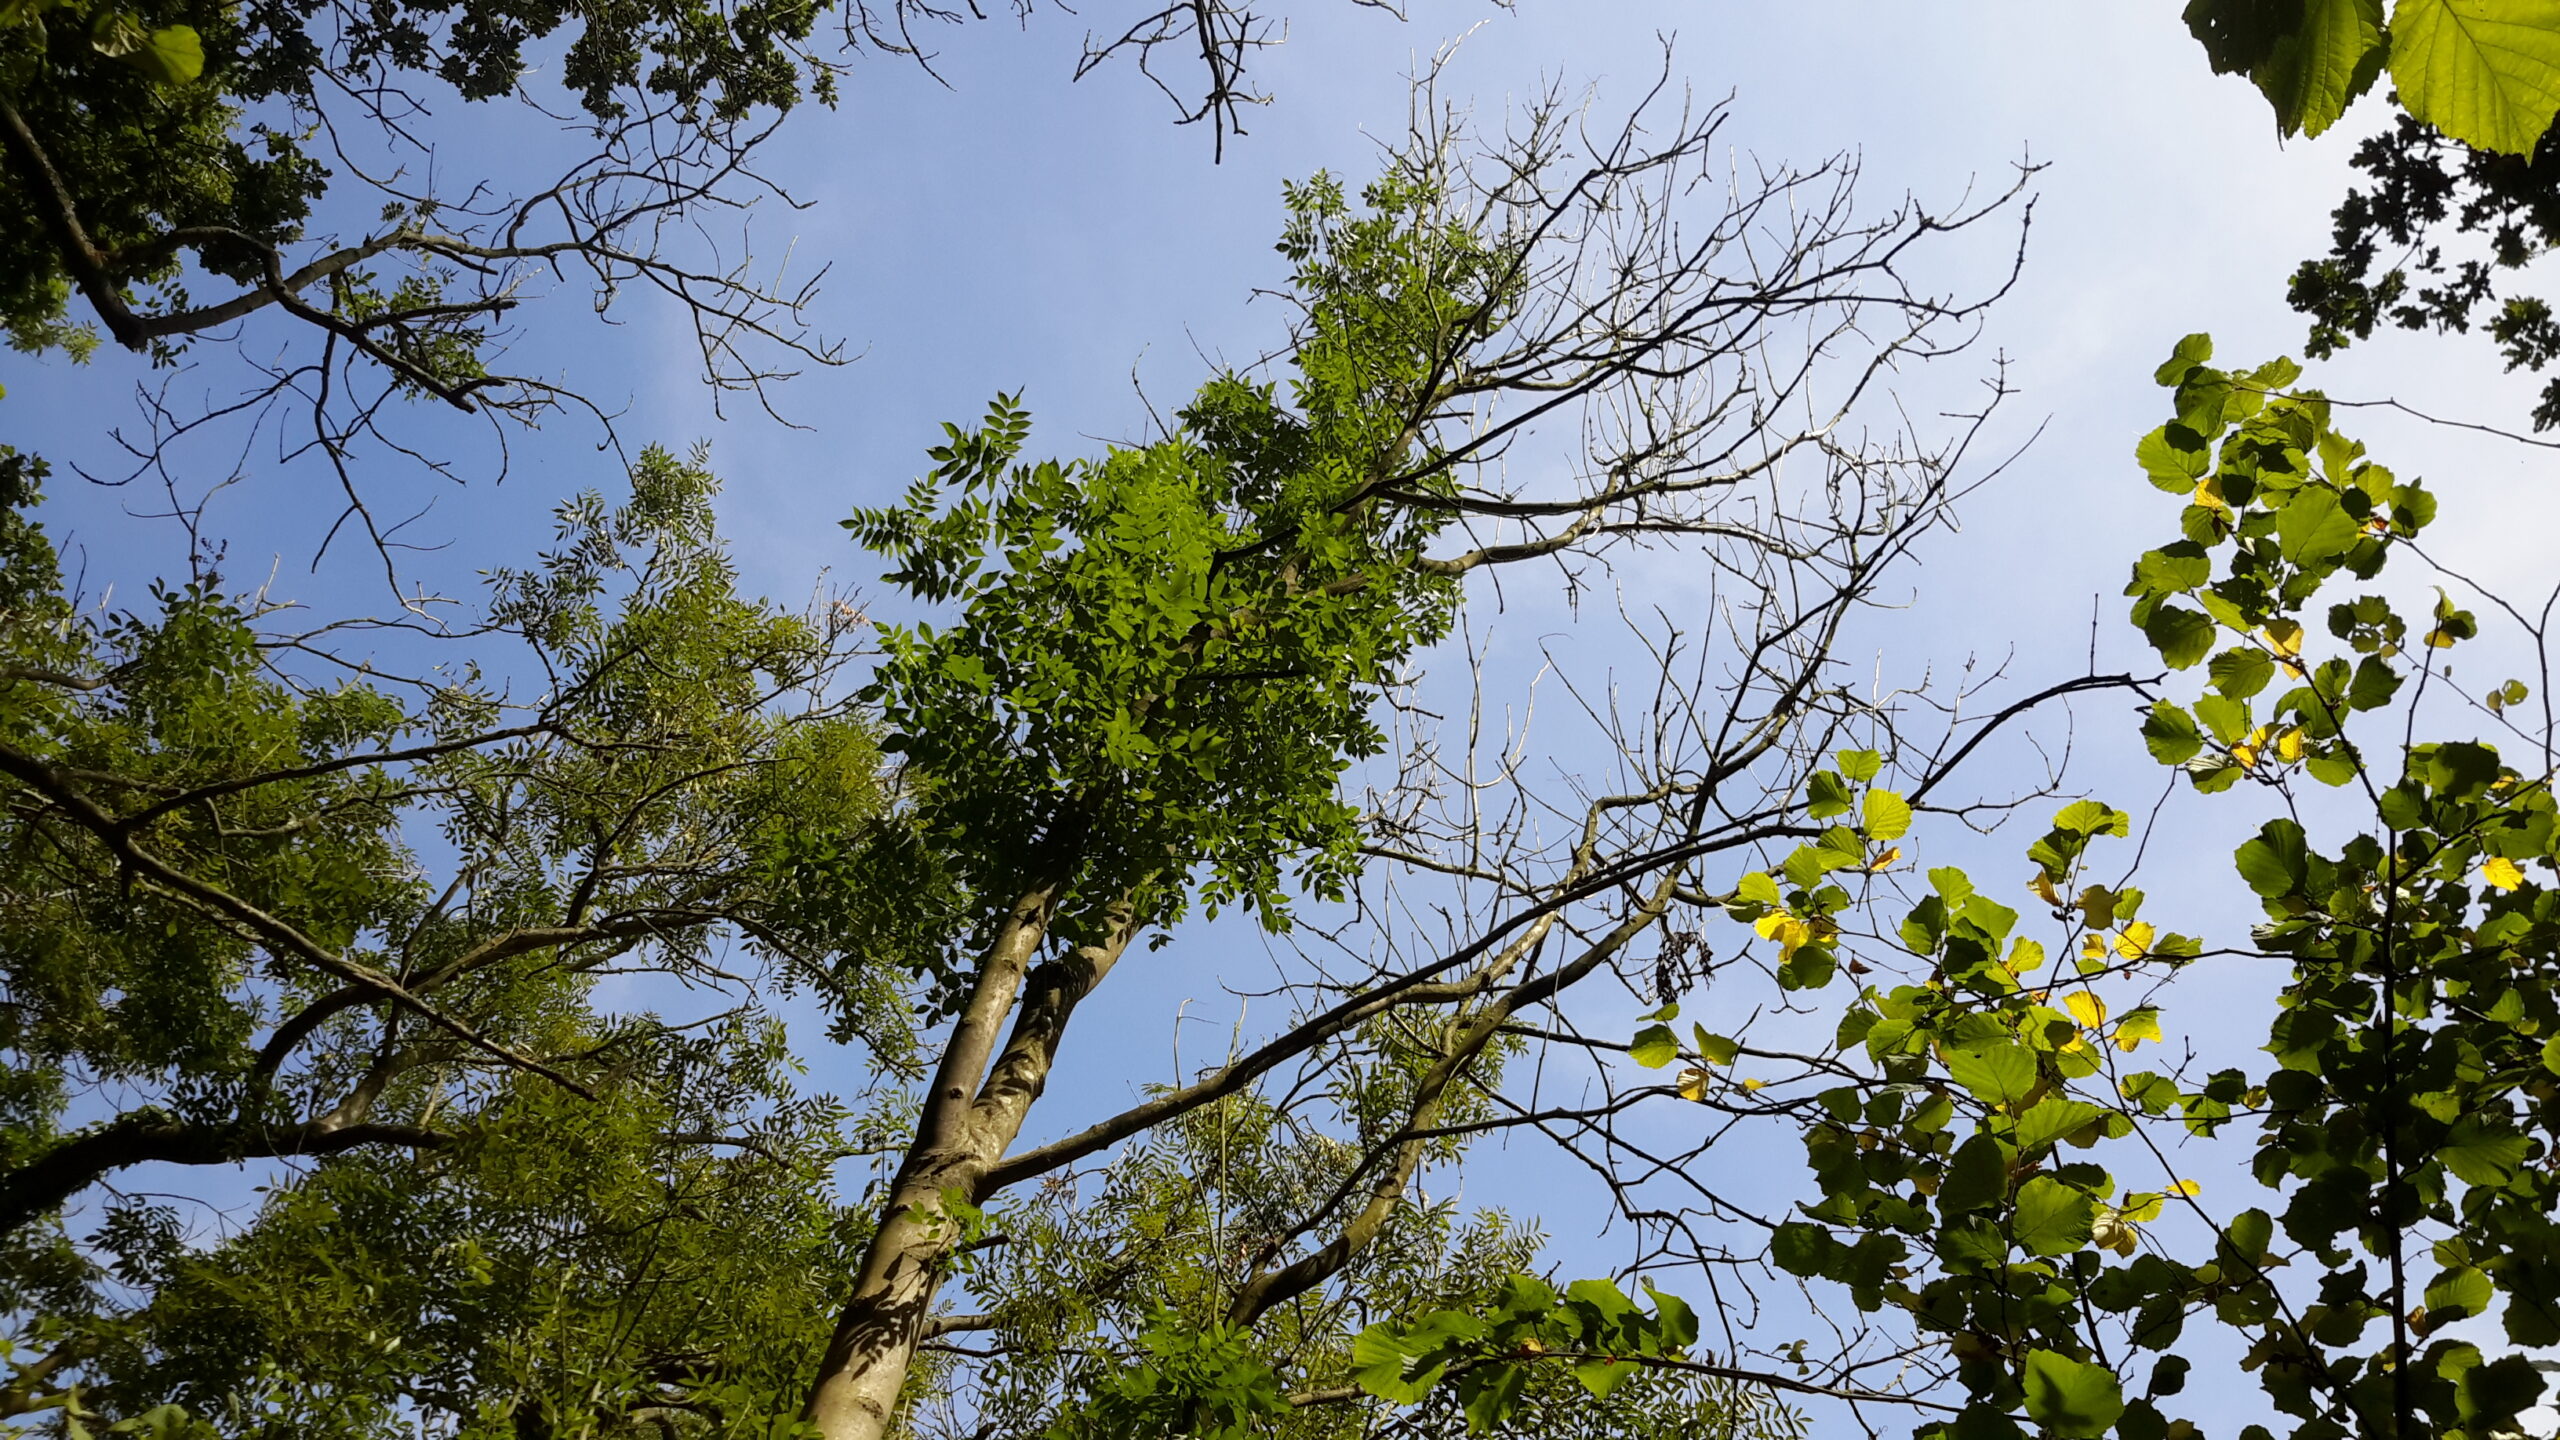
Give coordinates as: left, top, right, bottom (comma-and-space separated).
0, 447, 914, 1435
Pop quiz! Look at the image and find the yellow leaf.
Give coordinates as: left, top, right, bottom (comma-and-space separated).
2064, 991, 2108, 1029
2194, 474, 2227, 510
2265, 619, 2303, 659
1677, 1067, 1712, 1102
2114, 921, 2157, 959
2169, 1178, 2201, 1197
1868, 845, 1902, 872
2484, 856, 2525, 891
2112, 1008, 2164, 1052
2028, 872, 2061, 908
2231, 742, 2260, 771
1741, 1077, 1766, 1092
2080, 935, 2108, 963
1754, 913, 1812, 957
2273, 727, 2306, 763
2009, 937, 2048, 974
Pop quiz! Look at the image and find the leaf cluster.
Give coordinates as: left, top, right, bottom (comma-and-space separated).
842, 173, 1506, 955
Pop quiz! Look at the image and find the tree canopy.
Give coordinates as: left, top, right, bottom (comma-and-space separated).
11, 9, 2560, 1440
2183, 0, 2560, 428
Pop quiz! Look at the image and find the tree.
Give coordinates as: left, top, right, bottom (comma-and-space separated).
939, 1027, 1811, 1439
1472, 336, 2559, 1440
2178, 0, 2560, 428
10, 57, 2069, 1440
0, 443, 906, 1433
787, 81, 2062, 1440
0, 0, 1497, 486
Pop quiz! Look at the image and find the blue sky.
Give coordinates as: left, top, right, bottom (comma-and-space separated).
10, 1, 2560, 1431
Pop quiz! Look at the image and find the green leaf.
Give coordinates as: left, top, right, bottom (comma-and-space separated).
1352, 1324, 1445, 1403
2348, 654, 2403, 710
91, 15, 204, 83
1771, 1221, 1836, 1277
1863, 788, 1912, 842
2274, 490, 2361, 568
1836, 749, 1883, 782
2054, 800, 2130, 838
1692, 1026, 1740, 1067
2136, 425, 2210, 492
1939, 1132, 2010, 1214
2142, 702, 2205, 765
1464, 1363, 1529, 1427
1946, 1043, 2039, 1108
2254, 0, 2388, 137
2228, 1207, 2275, 1263
2013, 1175, 2096, 1256
2022, 1350, 2127, 1439
2013, 1096, 2105, 1152
2542, 1033, 2560, 1076
2441, 1115, 2532, 1185
1779, 945, 1837, 992
2143, 604, 2219, 669
2391, 0, 2560, 154
2234, 820, 2309, 899
1806, 771, 1854, 818
1644, 1282, 1701, 1348
1733, 871, 1783, 910
2130, 543, 2213, 596
2154, 333, 2216, 386
2210, 646, 2277, 698
1570, 1356, 1633, 1399
2426, 1266, 2495, 1320
2456, 1351, 2548, 1423
1628, 1024, 1680, 1069
2193, 692, 2251, 744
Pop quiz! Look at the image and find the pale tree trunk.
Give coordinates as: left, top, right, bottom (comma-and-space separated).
801, 885, 1136, 1440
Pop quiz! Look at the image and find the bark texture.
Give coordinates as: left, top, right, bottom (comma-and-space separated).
801, 885, 1134, 1440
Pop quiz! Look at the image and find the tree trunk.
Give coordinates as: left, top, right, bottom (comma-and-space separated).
801, 886, 1135, 1440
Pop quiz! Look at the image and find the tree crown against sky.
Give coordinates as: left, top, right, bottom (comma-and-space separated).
2179, 0, 2560, 429
0, 0, 1471, 497
0, 67, 2069, 1438
11, 7, 2560, 1440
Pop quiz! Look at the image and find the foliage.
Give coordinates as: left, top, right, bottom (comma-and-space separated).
1628, 336, 2560, 1440
0, 0, 1452, 430
22, 86, 2036, 1440
2181, 0, 2560, 150
47, 1020, 858, 1439
840, 167, 1490, 958
2181, 0, 2560, 428
799, 90, 2028, 1440
0, 448, 905, 1433
961, 1077, 1800, 1440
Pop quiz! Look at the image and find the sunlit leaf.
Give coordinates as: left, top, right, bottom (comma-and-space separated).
2391, 0, 2560, 153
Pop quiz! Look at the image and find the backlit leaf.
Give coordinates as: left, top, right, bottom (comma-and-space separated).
2254, 0, 2388, 137
2391, 0, 2560, 153
2014, 1175, 2097, 1255
2023, 1350, 2126, 1439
